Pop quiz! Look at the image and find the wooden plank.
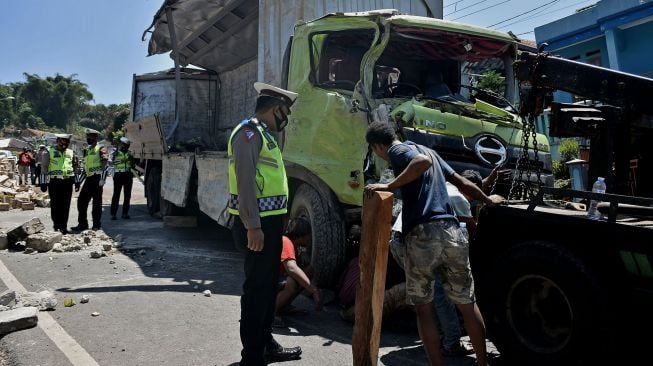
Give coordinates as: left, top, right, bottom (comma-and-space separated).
352, 190, 393, 366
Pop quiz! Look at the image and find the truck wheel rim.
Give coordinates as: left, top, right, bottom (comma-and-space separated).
506, 274, 573, 353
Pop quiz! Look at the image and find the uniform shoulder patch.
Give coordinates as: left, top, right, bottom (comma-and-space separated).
243, 128, 256, 141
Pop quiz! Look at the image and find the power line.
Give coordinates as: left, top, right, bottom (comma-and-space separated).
516, 31, 534, 35
487, 0, 561, 28
445, 0, 491, 16
444, 0, 467, 9
496, 0, 593, 30
450, 0, 512, 21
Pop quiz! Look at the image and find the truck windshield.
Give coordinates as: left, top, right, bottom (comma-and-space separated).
373, 26, 516, 108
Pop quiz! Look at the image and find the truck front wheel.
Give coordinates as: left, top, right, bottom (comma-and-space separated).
487, 241, 609, 365
290, 183, 345, 288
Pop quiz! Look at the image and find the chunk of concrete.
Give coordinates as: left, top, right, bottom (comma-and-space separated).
0, 231, 7, 250
7, 218, 45, 245
17, 291, 58, 311
26, 231, 63, 252
21, 202, 35, 210
0, 290, 16, 307
0, 202, 10, 211
0, 307, 38, 336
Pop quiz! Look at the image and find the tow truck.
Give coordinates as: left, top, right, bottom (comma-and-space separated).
472, 50, 653, 365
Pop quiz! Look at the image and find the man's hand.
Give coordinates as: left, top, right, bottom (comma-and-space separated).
364, 183, 390, 198
486, 194, 505, 206
246, 228, 264, 251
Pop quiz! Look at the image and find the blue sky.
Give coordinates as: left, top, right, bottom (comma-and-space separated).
0, 0, 595, 105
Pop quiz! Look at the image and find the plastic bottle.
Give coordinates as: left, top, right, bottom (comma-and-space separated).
586, 177, 606, 220
459, 222, 469, 242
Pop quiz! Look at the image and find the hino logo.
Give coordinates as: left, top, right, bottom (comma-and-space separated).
474, 136, 507, 166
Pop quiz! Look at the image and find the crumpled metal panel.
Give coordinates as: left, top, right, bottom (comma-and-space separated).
195, 153, 230, 222
161, 153, 194, 206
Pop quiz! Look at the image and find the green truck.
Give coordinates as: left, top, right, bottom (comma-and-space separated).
126, 8, 552, 287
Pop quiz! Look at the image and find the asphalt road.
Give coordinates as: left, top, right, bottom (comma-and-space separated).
0, 179, 498, 366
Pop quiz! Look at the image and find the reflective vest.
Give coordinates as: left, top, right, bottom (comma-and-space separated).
48, 147, 74, 178
84, 145, 103, 176
227, 120, 288, 217
113, 150, 132, 173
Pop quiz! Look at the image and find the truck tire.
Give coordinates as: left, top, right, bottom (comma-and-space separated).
486, 241, 609, 365
290, 183, 345, 288
146, 166, 162, 216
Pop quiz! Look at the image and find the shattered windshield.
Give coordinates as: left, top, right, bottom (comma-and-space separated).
373, 26, 517, 108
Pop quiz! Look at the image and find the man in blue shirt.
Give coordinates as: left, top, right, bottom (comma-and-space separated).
364, 122, 503, 366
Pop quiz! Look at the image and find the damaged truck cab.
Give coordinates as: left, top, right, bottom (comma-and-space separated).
282, 11, 552, 284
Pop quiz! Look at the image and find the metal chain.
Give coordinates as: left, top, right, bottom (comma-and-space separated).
509, 54, 544, 201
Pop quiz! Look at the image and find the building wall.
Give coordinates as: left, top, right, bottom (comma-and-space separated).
618, 20, 653, 77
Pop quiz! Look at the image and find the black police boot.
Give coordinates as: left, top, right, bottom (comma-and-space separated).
70, 224, 88, 232
264, 338, 302, 362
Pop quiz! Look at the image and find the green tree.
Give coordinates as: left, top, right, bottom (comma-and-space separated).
553, 139, 579, 179
477, 69, 505, 95
18, 73, 93, 129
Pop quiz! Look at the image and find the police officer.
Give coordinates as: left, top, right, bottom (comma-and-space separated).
110, 137, 134, 220
228, 82, 301, 365
71, 128, 108, 231
40, 133, 75, 235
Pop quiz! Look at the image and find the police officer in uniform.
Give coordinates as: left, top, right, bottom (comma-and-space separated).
71, 128, 108, 231
110, 137, 134, 220
40, 133, 75, 235
228, 82, 301, 365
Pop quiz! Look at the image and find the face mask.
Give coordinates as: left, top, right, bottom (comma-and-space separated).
273, 107, 288, 131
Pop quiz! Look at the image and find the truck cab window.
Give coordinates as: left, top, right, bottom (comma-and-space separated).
310, 30, 375, 91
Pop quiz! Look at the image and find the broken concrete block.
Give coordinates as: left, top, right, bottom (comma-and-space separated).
17, 291, 57, 311
21, 202, 35, 210
89, 250, 105, 258
0, 290, 16, 307
80, 295, 89, 304
0, 307, 38, 336
14, 193, 30, 201
0, 203, 9, 211
0, 175, 8, 184
24, 247, 36, 254
0, 231, 7, 250
7, 218, 45, 245
83, 236, 91, 244
52, 243, 63, 253
35, 199, 50, 208
102, 243, 112, 251
163, 216, 198, 228
26, 231, 62, 252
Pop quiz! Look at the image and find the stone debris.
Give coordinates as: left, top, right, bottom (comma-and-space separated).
80, 295, 89, 304
0, 306, 38, 336
24, 247, 36, 254
17, 290, 57, 311
6, 218, 45, 246
0, 290, 16, 307
203, 290, 212, 297
0, 231, 7, 250
0, 173, 50, 210
26, 231, 62, 252
89, 250, 106, 259
109, 260, 115, 264
0, 220, 121, 255
91, 312, 100, 317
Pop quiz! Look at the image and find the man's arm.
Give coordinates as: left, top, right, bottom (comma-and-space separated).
283, 259, 322, 310
449, 173, 504, 205
366, 153, 431, 192
232, 127, 265, 251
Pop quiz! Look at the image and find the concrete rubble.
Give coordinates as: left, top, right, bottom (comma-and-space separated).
0, 162, 50, 210
0, 307, 38, 336
0, 218, 122, 256
16, 290, 58, 311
